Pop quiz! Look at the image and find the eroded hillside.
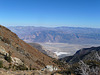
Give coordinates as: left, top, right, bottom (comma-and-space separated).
0, 25, 58, 70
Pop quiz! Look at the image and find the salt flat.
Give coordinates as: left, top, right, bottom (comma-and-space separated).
39, 43, 100, 58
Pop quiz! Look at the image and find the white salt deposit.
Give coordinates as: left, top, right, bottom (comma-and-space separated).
54, 52, 70, 56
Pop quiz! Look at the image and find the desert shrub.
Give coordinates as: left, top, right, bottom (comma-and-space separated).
53, 60, 64, 65
0, 36, 3, 40
36, 60, 45, 67
0, 37, 10, 44
51, 70, 72, 75
32, 68, 37, 70
0, 61, 3, 68
30, 64, 32, 70
14, 64, 28, 70
69, 63, 81, 75
4, 51, 12, 63
85, 60, 100, 68
3, 67, 9, 70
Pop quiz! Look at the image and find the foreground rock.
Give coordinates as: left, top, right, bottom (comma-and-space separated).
0, 69, 52, 75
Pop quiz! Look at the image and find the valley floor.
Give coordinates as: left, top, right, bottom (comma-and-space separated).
40, 43, 100, 58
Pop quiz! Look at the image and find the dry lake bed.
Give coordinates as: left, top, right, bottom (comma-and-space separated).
39, 43, 100, 58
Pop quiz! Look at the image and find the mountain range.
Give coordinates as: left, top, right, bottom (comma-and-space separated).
8, 26, 100, 44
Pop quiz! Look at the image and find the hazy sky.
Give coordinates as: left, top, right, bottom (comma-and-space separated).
0, 0, 100, 28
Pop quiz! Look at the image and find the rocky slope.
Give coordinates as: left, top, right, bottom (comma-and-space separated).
0, 69, 53, 75
60, 46, 100, 64
0, 25, 58, 70
59, 46, 100, 75
29, 43, 58, 59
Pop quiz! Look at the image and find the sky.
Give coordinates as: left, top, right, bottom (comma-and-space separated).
0, 0, 100, 28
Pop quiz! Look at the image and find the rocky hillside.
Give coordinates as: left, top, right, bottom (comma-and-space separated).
0, 69, 53, 75
59, 46, 100, 75
60, 46, 100, 64
29, 43, 58, 59
8, 26, 100, 44
0, 25, 58, 70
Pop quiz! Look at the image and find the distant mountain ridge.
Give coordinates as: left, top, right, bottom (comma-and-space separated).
8, 26, 100, 44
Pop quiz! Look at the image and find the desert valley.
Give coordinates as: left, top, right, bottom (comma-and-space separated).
0, 0, 100, 74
